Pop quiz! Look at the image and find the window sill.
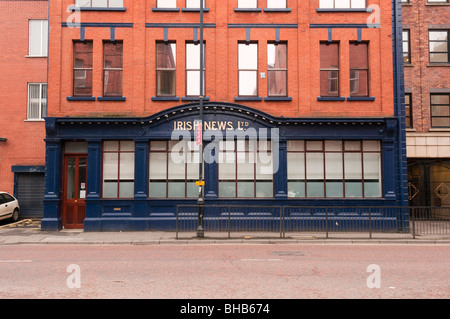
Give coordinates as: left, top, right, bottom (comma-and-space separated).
152, 7, 180, 12
181, 8, 210, 12
404, 63, 414, 67
235, 96, 263, 102
67, 96, 96, 101
24, 119, 45, 122
151, 96, 180, 101
234, 8, 262, 12
425, 3, 450, 6
317, 96, 345, 101
97, 96, 126, 101
181, 96, 210, 102
316, 8, 373, 13
429, 128, 450, 132
264, 96, 292, 101
25, 55, 47, 58
68, 6, 127, 12
347, 96, 375, 101
427, 63, 450, 67
263, 8, 292, 13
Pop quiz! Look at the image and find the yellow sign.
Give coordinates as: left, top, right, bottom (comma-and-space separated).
196, 181, 205, 186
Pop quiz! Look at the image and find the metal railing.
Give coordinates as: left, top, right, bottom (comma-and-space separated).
176, 205, 450, 239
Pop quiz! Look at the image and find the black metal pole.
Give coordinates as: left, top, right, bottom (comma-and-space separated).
196, 0, 205, 238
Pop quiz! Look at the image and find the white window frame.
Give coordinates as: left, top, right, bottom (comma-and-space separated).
28, 20, 48, 57
27, 83, 47, 121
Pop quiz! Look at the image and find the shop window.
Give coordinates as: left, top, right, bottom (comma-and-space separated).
218, 140, 273, 198
149, 141, 200, 198
102, 141, 135, 198
287, 140, 382, 199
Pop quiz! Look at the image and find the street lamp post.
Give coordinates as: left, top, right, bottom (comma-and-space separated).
197, 0, 205, 238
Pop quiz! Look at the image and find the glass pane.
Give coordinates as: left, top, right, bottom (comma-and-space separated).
239, 43, 258, 69
306, 153, 324, 179
350, 70, 368, 96
104, 42, 123, 68
287, 140, 304, 151
156, 43, 176, 68
238, 182, 254, 198
326, 182, 343, 198
267, 0, 286, 8
66, 158, 76, 199
268, 71, 287, 96
219, 162, 236, 180
119, 153, 135, 180
325, 153, 343, 179
364, 181, 381, 198
345, 181, 362, 198
256, 182, 273, 198
150, 141, 167, 151
157, 0, 177, 8
186, 0, 205, 8
363, 153, 381, 180
306, 141, 323, 151
344, 153, 362, 178
74, 42, 93, 68
149, 182, 167, 198
325, 140, 342, 151
103, 153, 118, 180
349, 43, 368, 69
168, 182, 185, 198
168, 157, 185, 179
363, 141, 380, 152
74, 69, 93, 96
320, 71, 339, 97
186, 43, 205, 69
430, 53, 449, 63
65, 142, 88, 154
287, 153, 305, 179
268, 43, 287, 69
320, 43, 339, 69
103, 181, 118, 198
288, 182, 305, 198
186, 182, 198, 198
429, 31, 448, 41
239, 71, 258, 96
219, 182, 236, 198
120, 141, 135, 152
119, 182, 134, 198
104, 141, 119, 152
156, 70, 176, 96
186, 70, 205, 96
79, 157, 87, 198
345, 141, 361, 151
103, 70, 123, 96
307, 181, 324, 198
431, 94, 450, 105
238, 0, 257, 8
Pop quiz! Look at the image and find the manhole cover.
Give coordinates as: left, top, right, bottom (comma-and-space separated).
272, 251, 304, 256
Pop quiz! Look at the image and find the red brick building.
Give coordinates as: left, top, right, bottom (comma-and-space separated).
0, 0, 48, 217
402, 0, 450, 207
41, 0, 407, 231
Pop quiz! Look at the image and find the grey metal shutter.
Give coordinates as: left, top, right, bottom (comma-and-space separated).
16, 173, 45, 218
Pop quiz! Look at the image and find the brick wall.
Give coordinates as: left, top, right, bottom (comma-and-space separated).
48, 0, 395, 119
0, 0, 48, 193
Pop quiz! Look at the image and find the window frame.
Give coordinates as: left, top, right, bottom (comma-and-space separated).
238, 42, 259, 97
73, 40, 94, 97
74, 0, 124, 8
185, 41, 206, 97
320, 42, 340, 97
267, 42, 288, 97
28, 19, 48, 57
102, 40, 124, 97
430, 93, 450, 128
349, 41, 370, 97
318, 0, 367, 9
156, 41, 177, 97
27, 83, 47, 120
428, 30, 449, 63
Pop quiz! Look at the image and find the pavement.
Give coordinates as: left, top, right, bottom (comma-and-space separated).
1, 219, 450, 245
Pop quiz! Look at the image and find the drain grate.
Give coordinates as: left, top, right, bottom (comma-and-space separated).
272, 251, 304, 256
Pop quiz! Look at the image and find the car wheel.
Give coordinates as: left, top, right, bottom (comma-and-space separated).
11, 209, 19, 222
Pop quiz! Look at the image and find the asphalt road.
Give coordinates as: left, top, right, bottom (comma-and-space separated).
0, 244, 448, 300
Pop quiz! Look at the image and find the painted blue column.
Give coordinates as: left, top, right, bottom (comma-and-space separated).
84, 139, 102, 231
132, 139, 150, 230
382, 140, 397, 202
204, 142, 218, 199
41, 138, 62, 231
274, 140, 287, 200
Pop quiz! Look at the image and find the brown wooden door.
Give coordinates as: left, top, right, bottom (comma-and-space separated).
63, 156, 87, 229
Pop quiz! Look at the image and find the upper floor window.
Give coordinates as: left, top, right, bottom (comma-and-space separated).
186, 0, 206, 8
186, 42, 206, 97
320, 42, 339, 97
267, 43, 287, 97
429, 30, 449, 63
156, 42, 177, 97
27, 83, 47, 120
267, 0, 286, 8
402, 30, 411, 64
405, 93, 413, 128
29, 20, 48, 57
103, 41, 123, 97
238, 0, 258, 8
157, 0, 177, 8
319, 0, 366, 9
349, 42, 369, 97
238, 43, 258, 96
431, 94, 450, 128
73, 41, 93, 97
75, 0, 123, 8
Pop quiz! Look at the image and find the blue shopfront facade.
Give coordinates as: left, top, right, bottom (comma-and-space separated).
41, 102, 408, 232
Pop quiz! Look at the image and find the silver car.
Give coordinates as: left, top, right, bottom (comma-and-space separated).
0, 192, 20, 222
